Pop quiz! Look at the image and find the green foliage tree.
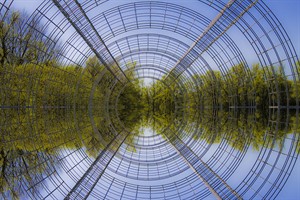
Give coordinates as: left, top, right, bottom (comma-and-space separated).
1, 8, 300, 198
0, 11, 59, 66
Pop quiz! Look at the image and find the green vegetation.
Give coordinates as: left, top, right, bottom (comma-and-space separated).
1, 10, 299, 199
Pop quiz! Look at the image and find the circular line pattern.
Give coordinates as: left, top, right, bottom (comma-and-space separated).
0, 0, 299, 199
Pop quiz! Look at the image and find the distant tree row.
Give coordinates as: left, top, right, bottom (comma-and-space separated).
185, 62, 300, 109
1, 9, 299, 199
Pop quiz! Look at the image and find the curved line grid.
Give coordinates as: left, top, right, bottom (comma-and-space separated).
0, 0, 299, 200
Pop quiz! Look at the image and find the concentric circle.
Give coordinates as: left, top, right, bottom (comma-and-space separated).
0, 0, 299, 199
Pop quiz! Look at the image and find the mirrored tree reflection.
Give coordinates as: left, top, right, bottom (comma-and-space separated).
1, 90, 299, 198
1, 53, 299, 198
1, 0, 300, 199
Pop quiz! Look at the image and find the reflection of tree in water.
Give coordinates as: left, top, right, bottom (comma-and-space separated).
0, 148, 57, 199
146, 108, 298, 152
1, 108, 299, 198
1, 57, 300, 198
0, 7, 299, 199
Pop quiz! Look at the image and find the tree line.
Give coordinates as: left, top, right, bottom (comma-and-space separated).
1, 9, 299, 199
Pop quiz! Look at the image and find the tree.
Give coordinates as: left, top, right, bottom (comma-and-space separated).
0, 10, 59, 66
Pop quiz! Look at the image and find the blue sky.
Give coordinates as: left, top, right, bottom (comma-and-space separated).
12, 0, 300, 57
268, 0, 300, 57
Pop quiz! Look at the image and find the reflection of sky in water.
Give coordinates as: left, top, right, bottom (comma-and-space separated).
142, 127, 156, 137
280, 159, 300, 199
2, 0, 299, 199
35, 130, 299, 199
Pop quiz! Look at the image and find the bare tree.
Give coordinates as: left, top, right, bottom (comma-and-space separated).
0, 10, 59, 66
